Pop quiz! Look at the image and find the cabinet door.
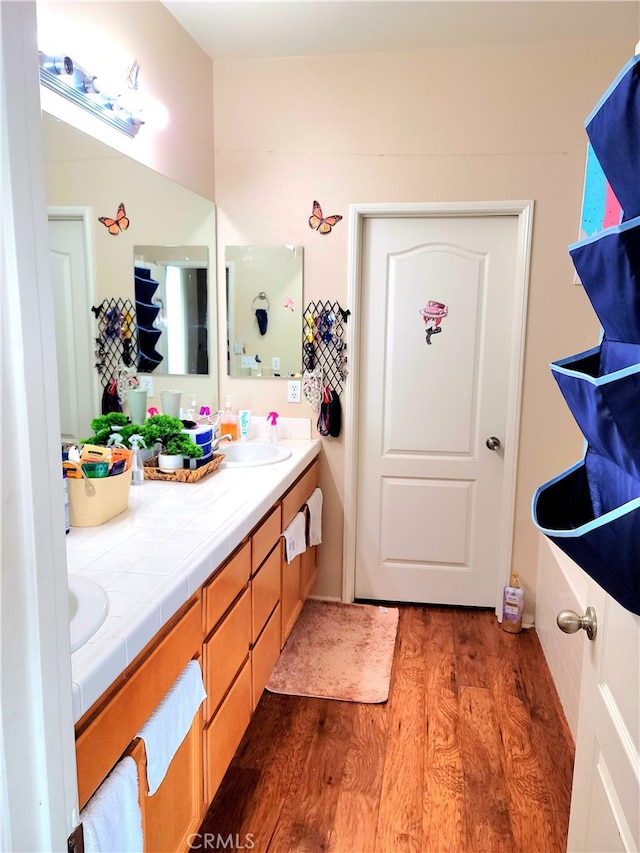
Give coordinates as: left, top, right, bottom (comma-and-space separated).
252, 603, 281, 710
203, 587, 251, 720
252, 543, 281, 643
203, 661, 252, 803
281, 553, 302, 646
133, 710, 203, 853
301, 544, 318, 601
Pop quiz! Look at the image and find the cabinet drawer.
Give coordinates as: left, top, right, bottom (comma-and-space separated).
204, 587, 251, 720
204, 540, 251, 633
204, 660, 252, 803
75, 598, 201, 809
251, 543, 281, 643
251, 505, 281, 574
252, 603, 281, 710
282, 459, 319, 529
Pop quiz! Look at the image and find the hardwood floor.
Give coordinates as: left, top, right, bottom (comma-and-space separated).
198, 606, 575, 852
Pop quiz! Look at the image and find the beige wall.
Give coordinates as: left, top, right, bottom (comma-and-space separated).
213, 40, 633, 611
36, 1, 214, 200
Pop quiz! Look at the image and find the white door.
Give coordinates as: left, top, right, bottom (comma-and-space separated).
48, 213, 97, 443
567, 583, 640, 852
353, 210, 527, 606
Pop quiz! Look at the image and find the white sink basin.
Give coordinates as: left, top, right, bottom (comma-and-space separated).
68, 575, 109, 652
219, 441, 292, 467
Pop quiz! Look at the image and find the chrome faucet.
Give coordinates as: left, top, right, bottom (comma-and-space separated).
211, 434, 234, 452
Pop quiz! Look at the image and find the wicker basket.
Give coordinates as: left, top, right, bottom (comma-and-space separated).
143, 454, 224, 483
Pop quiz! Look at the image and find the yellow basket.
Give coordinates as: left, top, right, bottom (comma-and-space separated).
68, 469, 132, 527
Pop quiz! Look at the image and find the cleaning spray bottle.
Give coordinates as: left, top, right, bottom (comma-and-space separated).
267, 411, 279, 442
220, 395, 238, 442
501, 571, 524, 633
129, 434, 147, 486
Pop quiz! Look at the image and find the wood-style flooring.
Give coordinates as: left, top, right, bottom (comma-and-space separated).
199, 606, 575, 853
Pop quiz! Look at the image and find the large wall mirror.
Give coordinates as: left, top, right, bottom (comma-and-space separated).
226, 245, 303, 378
43, 112, 218, 440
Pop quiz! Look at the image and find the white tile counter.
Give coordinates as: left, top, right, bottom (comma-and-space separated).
67, 438, 321, 722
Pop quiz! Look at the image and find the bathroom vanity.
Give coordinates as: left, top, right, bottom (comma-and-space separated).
67, 438, 321, 851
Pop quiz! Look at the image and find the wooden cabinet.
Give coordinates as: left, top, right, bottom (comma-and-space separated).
74, 458, 320, 851
281, 459, 320, 644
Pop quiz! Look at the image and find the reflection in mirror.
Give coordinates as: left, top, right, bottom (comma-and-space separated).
42, 111, 218, 441
134, 246, 208, 375
226, 245, 303, 378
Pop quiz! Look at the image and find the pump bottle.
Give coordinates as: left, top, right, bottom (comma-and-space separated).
220, 396, 238, 442
501, 571, 524, 633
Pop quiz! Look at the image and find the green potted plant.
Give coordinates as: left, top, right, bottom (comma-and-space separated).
157, 432, 203, 473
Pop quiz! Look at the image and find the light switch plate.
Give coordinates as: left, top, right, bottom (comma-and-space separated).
287, 380, 301, 403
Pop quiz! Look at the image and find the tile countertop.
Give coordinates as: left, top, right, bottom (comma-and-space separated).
67, 437, 321, 723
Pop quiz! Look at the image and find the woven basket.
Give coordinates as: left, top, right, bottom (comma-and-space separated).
143, 453, 224, 483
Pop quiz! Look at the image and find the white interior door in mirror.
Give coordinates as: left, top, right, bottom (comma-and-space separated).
49, 214, 97, 443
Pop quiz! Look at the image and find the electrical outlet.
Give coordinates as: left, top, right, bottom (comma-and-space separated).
287, 380, 301, 404
139, 376, 154, 396
272, 356, 281, 371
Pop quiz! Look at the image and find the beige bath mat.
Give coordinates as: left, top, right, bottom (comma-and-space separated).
266, 599, 399, 703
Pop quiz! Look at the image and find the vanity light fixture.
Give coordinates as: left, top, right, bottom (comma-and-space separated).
38, 51, 142, 138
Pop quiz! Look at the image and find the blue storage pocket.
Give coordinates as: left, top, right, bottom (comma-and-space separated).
532, 459, 640, 616
585, 54, 640, 220
551, 344, 640, 479
569, 216, 640, 342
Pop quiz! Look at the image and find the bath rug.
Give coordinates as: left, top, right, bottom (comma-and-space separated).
266, 599, 399, 703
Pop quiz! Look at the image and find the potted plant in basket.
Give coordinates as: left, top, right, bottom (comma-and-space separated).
157, 433, 203, 473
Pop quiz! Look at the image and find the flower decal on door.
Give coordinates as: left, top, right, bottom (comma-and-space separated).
420, 300, 448, 344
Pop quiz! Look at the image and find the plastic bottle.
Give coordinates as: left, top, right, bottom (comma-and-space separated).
129, 435, 146, 486
220, 395, 238, 441
267, 411, 279, 442
501, 571, 524, 633
62, 468, 70, 534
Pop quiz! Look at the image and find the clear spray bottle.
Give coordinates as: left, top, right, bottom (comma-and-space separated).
129, 434, 147, 486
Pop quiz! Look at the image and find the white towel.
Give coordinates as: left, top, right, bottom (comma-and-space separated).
305, 487, 323, 546
136, 659, 206, 796
283, 512, 307, 564
80, 755, 143, 853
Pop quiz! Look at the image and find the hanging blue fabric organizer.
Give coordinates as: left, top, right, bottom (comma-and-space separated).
532, 56, 640, 617
585, 54, 640, 221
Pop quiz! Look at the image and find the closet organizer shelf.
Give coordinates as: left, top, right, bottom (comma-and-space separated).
532, 53, 640, 617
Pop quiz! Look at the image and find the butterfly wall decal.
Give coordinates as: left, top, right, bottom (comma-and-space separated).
308, 200, 342, 235
98, 203, 130, 235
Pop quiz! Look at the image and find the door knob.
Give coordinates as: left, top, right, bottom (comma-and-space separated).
557, 606, 597, 641
486, 436, 501, 451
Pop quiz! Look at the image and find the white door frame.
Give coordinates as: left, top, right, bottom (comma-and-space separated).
343, 201, 534, 611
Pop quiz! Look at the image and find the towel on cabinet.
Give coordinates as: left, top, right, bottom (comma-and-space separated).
136, 659, 206, 796
305, 487, 323, 546
80, 755, 143, 853
283, 512, 307, 563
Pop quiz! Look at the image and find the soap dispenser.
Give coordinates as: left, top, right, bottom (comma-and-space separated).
220, 395, 238, 442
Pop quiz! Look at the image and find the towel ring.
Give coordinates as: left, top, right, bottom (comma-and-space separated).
252, 292, 270, 311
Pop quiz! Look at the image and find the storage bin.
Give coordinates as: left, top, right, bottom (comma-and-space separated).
68, 469, 132, 527
569, 215, 640, 343
532, 458, 640, 616
585, 54, 640, 220
551, 343, 640, 479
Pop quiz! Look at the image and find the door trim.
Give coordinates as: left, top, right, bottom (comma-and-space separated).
343, 201, 534, 612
